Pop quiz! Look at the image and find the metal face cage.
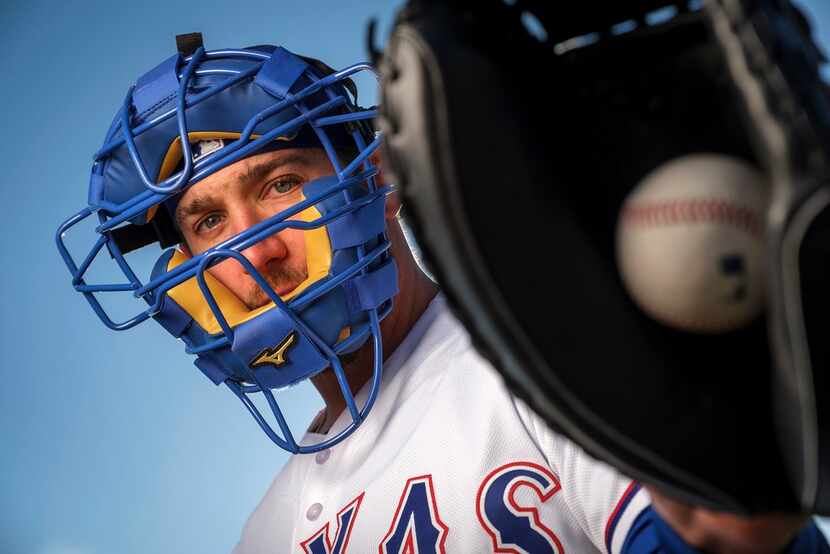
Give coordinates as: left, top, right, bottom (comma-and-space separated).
56, 43, 397, 453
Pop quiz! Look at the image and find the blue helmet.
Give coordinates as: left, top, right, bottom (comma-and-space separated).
56, 35, 398, 454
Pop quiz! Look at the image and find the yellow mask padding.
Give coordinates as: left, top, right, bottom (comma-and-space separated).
165, 200, 333, 336
146, 131, 295, 223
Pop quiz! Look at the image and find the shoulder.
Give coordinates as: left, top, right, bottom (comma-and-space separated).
389, 294, 503, 388
233, 456, 308, 553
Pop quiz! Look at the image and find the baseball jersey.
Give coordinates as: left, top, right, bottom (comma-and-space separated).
233, 294, 650, 554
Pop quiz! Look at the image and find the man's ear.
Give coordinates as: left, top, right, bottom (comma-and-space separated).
369, 149, 402, 220
369, 149, 386, 187
385, 188, 402, 220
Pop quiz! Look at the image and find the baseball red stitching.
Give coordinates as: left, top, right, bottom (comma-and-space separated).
620, 198, 763, 238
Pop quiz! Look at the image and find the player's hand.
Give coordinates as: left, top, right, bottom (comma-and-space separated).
646, 485, 810, 554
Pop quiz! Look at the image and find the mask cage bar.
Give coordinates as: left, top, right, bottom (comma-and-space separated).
141, 171, 384, 300
186, 238, 390, 355
99, 94, 346, 228
92, 54, 377, 218
95, 59, 379, 229
285, 62, 389, 355
98, 95, 349, 232
225, 319, 382, 455
234, 298, 392, 397
120, 48, 205, 195
56, 208, 152, 330
179, 108, 389, 451
56, 169, 387, 332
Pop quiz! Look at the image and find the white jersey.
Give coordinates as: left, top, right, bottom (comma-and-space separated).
233, 295, 650, 554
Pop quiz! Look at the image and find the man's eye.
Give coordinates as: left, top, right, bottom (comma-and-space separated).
268, 176, 301, 195
196, 213, 223, 233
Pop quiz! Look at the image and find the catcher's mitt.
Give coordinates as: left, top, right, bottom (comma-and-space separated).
379, 0, 830, 514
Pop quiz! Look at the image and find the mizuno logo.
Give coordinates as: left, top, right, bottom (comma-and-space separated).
250, 332, 297, 369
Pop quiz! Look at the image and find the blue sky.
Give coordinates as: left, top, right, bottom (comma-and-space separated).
1, 2, 828, 554
1, 2, 401, 553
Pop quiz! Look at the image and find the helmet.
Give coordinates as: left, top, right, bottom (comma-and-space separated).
55, 34, 398, 454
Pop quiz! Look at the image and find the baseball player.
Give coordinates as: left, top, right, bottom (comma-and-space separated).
56, 35, 827, 553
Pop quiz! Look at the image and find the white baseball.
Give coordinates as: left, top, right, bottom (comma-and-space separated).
615, 153, 769, 334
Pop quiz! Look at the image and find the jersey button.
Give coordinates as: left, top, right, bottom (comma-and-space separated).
315, 450, 330, 464
306, 503, 323, 521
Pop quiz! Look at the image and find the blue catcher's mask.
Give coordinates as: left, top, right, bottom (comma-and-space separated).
56, 35, 398, 454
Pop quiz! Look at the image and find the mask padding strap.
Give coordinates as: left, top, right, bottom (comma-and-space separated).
195, 357, 230, 386
132, 53, 181, 116
343, 259, 398, 313
254, 47, 309, 99
328, 193, 387, 250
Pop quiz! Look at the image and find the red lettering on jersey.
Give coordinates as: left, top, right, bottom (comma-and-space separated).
379, 474, 449, 554
476, 461, 564, 554
402, 533, 415, 554
300, 493, 364, 554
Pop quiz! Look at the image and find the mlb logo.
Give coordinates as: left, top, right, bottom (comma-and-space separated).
192, 138, 225, 162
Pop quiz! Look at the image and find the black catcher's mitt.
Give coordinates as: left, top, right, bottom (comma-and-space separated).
379, 0, 830, 514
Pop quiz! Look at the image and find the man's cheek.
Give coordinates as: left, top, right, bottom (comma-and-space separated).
207, 263, 249, 299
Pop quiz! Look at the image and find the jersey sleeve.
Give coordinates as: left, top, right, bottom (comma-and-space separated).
621, 507, 830, 554
512, 397, 830, 554
513, 396, 651, 554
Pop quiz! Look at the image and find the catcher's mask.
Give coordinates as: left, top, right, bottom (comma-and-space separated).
380, 0, 830, 512
56, 34, 398, 454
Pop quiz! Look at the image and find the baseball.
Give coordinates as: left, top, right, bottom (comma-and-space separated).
615, 153, 769, 334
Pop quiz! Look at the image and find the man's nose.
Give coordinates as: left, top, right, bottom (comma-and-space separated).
232, 210, 290, 272
243, 234, 290, 274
